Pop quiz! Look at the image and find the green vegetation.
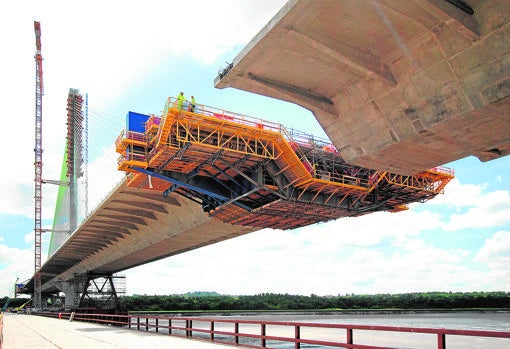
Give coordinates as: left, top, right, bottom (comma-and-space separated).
3, 292, 508, 312
0, 297, 31, 310
119, 291, 510, 312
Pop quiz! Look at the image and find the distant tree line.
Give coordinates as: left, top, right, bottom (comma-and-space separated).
118, 291, 510, 312
0, 297, 31, 309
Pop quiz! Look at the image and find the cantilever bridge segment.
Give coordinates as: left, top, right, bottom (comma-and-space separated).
215, 0, 510, 174
20, 96, 453, 311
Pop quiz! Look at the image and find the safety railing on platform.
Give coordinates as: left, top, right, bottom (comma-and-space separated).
162, 97, 334, 151
40, 312, 510, 349
115, 129, 147, 151
384, 171, 454, 193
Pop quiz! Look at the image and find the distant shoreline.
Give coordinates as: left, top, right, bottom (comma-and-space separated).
131, 308, 510, 316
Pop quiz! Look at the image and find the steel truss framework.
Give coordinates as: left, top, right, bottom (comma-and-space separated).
79, 274, 125, 311
116, 98, 454, 229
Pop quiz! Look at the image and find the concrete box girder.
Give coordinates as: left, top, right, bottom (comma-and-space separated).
215, 0, 510, 174
26, 179, 257, 293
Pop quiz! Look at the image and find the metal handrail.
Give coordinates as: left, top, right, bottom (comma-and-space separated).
42, 312, 510, 349
164, 97, 333, 150
428, 166, 456, 176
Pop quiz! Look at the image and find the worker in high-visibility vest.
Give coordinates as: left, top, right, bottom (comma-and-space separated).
190, 95, 196, 112
177, 91, 186, 110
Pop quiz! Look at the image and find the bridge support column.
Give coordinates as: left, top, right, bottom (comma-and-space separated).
79, 273, 125, 312
57, 273, 126, 312
58, 275, 87, 311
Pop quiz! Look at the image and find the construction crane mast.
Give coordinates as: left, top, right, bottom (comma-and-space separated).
33, 20, 43, 309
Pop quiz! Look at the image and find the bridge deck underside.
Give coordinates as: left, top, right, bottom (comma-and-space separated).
215, 0, 510, 174
23, 179, 257, 293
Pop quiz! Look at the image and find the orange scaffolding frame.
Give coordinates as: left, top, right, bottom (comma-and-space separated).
115, 97, 454, 229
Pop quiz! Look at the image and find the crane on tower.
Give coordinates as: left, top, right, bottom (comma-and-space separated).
33, 20, 43, 310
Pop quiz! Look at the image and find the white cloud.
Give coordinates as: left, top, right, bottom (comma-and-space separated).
24, 232, 33, 244
429, 178, 486, 207
23, 227, 50, 265
299, 208, 443, 248
425, 177, 510, 231
444, 190, 510, 231
472, 231, 510, 290
474, 231, 510, 267
0, 244, 34, 296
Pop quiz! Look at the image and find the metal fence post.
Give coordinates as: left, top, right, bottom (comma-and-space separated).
438, 333, 446, 349
261, 323, 266, 348
346, 328, 353, 346
210, 321, 215, 341
186, 319, 193, 337
295, 325, 300, 349
234, 322, 239, 345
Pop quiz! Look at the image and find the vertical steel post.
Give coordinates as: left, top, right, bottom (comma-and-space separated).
295, 325, 300, 349
346, 328, 353, 346
210, 321, 215, 341
186, 319, 193, 337
234, 322, 239, 345
261, 323, 266, 348
438, 333, 446, 349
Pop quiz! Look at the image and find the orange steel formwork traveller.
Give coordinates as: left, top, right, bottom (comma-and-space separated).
116, 97, 454, 229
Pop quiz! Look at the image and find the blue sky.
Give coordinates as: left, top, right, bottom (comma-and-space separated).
0, 0, 509, 297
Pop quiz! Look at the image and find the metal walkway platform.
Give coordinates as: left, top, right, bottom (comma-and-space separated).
2, 313, 229, 349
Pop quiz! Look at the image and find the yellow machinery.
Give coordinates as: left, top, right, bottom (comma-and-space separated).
14, 299, 32, 313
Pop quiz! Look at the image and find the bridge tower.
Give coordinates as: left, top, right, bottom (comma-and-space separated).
66, 89, 84, 234
32, 22, 87, 309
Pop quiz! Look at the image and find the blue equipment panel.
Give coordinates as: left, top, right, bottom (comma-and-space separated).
126, 111, 150, 133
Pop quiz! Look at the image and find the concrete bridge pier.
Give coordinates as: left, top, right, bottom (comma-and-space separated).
57, 275, 86, 311
56, 273, 124, 312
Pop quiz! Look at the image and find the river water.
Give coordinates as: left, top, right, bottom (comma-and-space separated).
175, 311, 510, 349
